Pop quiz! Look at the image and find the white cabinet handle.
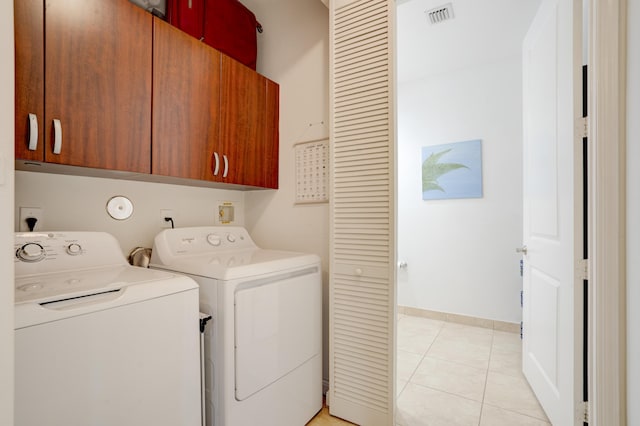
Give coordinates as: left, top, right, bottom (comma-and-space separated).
52, 119, 62, 154
28, 113, 38, 151
223, 154, 228, 178
213, 152, 220, 175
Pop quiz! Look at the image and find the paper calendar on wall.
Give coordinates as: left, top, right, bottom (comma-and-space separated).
295, 139, 329, 204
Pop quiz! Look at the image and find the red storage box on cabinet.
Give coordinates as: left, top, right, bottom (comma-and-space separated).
167, 0, 261, 69
166, 0, 205, 39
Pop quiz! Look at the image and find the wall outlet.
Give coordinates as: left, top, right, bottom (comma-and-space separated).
19, 207, 44, 232
160, 209, 175, 228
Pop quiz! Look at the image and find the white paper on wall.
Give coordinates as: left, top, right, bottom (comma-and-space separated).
294, 139, 329, 204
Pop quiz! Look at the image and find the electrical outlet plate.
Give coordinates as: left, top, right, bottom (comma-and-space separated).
160, 209, 175, 228
19, 207, 44, 232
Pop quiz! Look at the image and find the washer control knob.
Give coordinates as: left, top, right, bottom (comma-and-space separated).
16, 243, 45, 262
227, 234, 236, 243
66, 243, 82, 256
207, 234, 222, 246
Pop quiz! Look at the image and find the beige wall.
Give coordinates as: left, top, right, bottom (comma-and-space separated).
397, 57, 524, 324
240, 0, 330, 384
0, 1, 14, 424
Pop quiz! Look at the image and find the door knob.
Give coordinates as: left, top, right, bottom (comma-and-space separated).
516, 245, 528, 255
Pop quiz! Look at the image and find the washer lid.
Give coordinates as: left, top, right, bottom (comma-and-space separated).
15, 265, 188, 305
150, 248, 320, 280
14, 265, 198, 330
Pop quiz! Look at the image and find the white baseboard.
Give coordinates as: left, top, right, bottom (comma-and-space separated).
398, 305, 520, 333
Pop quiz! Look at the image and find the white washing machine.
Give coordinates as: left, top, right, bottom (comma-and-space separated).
150, 226, 322, 426
14, 231, 202, 426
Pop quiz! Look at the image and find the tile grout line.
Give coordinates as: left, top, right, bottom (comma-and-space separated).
422, 352, 490, 372
477, 328, 495, 426
407, 380, 486, 405
481, 402, 552, 424
399, 319, 445, 399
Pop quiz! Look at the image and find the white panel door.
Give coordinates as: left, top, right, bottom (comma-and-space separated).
521, 0, 582, 425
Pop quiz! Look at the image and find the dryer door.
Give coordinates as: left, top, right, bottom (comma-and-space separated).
234, 266, 321, 400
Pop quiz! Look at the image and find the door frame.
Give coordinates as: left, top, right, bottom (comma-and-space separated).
588, 0, 627, 424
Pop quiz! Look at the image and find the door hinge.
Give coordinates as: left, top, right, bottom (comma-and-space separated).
581, 400, 590, 423
578, 116, 589, 139
578, 258, 589, 281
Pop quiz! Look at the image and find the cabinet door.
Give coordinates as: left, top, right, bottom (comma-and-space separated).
14, 0, 44, 162
152, 18, 222, 181
220, 56, 279, 188
44, 0, 152, 172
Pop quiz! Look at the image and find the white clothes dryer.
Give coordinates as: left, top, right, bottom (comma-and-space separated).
150, 226, 322, 426
14, 231, 202, 426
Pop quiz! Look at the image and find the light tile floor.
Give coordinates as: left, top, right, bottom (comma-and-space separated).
308, 314, 550, 426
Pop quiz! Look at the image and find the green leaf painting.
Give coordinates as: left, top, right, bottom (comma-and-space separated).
422, 149, 469, 192
421, 140, 483, 200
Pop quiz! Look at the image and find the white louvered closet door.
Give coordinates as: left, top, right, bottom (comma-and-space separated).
329, 0, 396, 425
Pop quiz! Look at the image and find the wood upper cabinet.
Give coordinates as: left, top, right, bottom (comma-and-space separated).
152, 18, 222, 181
14, 0, 152, 173
15, 0, 278, 187
154, 19, 279, 188
220, 56, 279, 189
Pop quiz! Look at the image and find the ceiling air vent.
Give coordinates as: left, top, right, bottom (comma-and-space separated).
426, 3, 454, 25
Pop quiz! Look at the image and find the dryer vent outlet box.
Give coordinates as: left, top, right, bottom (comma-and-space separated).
218, 202, 235, 224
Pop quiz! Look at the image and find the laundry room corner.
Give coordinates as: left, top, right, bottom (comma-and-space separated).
240, 0, 331, 387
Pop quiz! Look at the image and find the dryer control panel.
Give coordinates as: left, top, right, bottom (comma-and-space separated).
151, 226, 258, 262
